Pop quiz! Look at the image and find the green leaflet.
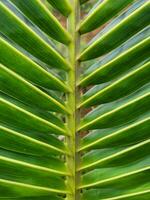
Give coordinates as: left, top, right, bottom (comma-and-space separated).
47, 0, 72, 16
81, 25, 150, 82
79, 116, 150, 151
80, 157, 150, 188
0, 171, 67, 194
79, 140, 150, 170
10, 0, 71, 44
0, 125, 67, 155
82, 186, 150, 200
80, 62, 150, 107
79, 84, 150, 131
79, 0, 135, 34
79, 37, 150, 86
0, 179, 65, 198
0, 172, 67, 196
0, 2, 71, 70
0, 94, 67, 136
0, 64, 69, 113
0, 37, 70, 92
0, 148, 67, 176
0, 197, 63, 200
79, 1, 149, 60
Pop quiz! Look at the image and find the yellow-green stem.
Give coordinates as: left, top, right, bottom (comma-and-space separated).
66, 0, 81, 199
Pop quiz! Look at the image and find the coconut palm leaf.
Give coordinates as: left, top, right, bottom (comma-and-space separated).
0, 0, 149, 199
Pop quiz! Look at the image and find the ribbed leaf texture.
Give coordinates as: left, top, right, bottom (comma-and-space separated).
0, 0, 149, 200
